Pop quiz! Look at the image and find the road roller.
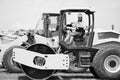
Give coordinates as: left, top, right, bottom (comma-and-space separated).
12, 9, 120, 80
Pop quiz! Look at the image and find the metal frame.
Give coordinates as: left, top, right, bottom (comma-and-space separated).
59, 9, 95, 48
58, 9, 97, 68
42, 13, 60, 38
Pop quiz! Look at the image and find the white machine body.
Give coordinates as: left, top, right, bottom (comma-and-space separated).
13, 48, 69, 70
93, 29, 120, 46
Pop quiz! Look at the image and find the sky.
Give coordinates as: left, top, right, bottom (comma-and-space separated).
0, 0, 120, 31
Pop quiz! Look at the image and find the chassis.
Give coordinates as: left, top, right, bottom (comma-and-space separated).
12, 9, 120, 80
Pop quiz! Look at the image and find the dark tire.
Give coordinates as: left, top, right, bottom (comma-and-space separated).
92, 43, 120, 79
2, 45, 24, 73
89, 67, 100, 78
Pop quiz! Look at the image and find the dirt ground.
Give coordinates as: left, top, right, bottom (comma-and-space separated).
0, 68, 102, 80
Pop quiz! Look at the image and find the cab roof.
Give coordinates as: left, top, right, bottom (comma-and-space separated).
60, 9, 95, 14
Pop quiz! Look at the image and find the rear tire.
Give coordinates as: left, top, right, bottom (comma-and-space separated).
92, 43, 120, 79
89, 67, 99, 78
2, 45, 24, 73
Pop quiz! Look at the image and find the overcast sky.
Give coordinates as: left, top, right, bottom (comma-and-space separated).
0, 0, 120, 31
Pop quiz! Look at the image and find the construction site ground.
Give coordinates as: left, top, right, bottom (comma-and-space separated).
0, 68, 105, 80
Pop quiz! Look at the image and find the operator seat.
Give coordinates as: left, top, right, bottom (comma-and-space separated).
73, 27, 85, 46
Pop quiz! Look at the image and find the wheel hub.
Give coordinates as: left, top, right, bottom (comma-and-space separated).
109, 60, 116, 68
33, 56, 46, 66
104, 55, 120, 73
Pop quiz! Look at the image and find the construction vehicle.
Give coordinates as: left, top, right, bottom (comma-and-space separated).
13, 9, 120, 80
0, 13, 60, 73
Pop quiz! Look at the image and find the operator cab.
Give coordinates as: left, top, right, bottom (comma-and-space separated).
48, 15, 59, 37
67, 13, 87, 44
35, 13, 60, 38
59, 9, 95, 51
